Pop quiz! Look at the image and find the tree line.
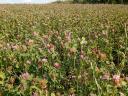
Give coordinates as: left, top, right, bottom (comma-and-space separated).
73, 0, 128, 4
55, 0, 128, 4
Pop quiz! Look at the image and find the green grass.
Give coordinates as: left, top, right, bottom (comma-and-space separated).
0, 4, 128, 96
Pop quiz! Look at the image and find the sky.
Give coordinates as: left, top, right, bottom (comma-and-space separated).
0, 0, 57, 4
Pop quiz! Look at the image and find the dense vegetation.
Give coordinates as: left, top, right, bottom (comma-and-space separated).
72, 0, 128, 4
56, 0, 128, 4
0, 4, 128, 96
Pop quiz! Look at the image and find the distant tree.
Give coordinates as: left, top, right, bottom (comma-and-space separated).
64, 0, 128, 4
73, 0, 79, 3
82, 0, 88, 3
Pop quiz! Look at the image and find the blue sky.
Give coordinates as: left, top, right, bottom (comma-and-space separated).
0, 0, 57, 4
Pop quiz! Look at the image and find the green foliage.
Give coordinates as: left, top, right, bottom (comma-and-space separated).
0, 4, 128, 96
68, 0, 128, 4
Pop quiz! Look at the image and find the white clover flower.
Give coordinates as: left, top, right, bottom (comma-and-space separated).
80, 37, 87, 45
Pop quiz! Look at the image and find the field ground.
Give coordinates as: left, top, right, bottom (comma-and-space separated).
0, 4, 128, 96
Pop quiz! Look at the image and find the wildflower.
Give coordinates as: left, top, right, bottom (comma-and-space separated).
89, 93, 97, 96
31, 77, 37, 85
58, 36, 61, 41
61, 41, 64, 48
16, 35, 21, 40
43, 35, 49, 41
80, 50, 85, 59
21, 72, 30, 80
7, 43, 10, 47
80, 54, 84, 59
51, 93, 56, 96
0, 43, 3, 48
42, 58, 48, 63
69, 94, 75, 96
98, 52, 107, 61
47, 43, 55, 52
26, 60, 31, 64
38, 58, 47, 69
112, 28, 115, 32
54, 62, 61, 69
102, 30, 108, 36
32, 31, 38, 36
112, 75, 121, 86
95, 66, 100, 73
92, 47, 98, 55
27, 39, 34, 46
125, 76, 128, 81
92, 48, 107, 60
101, 73, 110, 80
37, 61, 42, 69
9, 76, 15, 84
18, 84, 24, 91
119, 92, 125, 96
69, 88, 75, 96
11, 45, 19, 50
32, 92, 38, 96
69, 47, 77, 54
80, 37, 87, 45
54, 31, 59, 36
65, 32, 72, 42
40, 79, 47, 89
